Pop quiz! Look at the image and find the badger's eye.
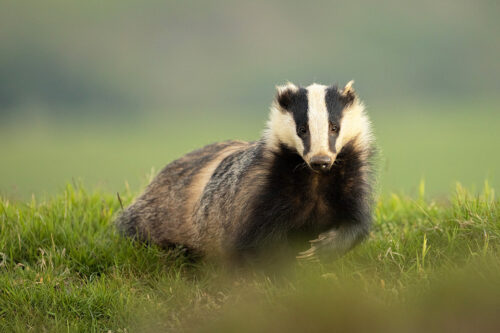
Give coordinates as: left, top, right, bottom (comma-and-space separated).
329, 123, 339, 133
298, 126, 308, 136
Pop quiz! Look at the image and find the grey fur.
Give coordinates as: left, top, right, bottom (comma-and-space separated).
116, 140, 271, 259
116, 83, 375, 262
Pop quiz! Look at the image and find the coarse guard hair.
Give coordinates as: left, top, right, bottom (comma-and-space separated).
116, 81, 376, 263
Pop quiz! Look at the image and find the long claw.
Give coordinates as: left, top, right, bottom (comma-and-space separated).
296, 246, 318, 261
296, 254, 319, 262
309, 237, 324, 244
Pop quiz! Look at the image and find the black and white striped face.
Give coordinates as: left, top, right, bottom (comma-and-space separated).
267, 82, 371, 173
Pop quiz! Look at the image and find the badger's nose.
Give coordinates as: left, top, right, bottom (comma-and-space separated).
309, 155, 333, 172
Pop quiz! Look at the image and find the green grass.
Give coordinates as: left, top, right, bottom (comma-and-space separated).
1, 183, 499, 332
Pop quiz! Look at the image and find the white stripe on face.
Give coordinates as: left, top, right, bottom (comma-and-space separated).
306, 84, 333, 160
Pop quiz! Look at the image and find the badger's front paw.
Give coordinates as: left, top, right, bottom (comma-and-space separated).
296, 230, 341, 261
297, 226, 364, 262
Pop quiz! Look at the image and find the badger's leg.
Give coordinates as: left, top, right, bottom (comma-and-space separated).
296, 223, 369, 261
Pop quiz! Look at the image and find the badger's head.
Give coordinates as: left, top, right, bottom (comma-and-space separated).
265, 81, 372, 173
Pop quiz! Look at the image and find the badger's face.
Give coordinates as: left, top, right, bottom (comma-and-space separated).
267, 81, 371, 173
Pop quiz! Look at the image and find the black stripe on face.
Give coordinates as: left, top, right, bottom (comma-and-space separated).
278, 87, 310, 155
325, 86, 348, 154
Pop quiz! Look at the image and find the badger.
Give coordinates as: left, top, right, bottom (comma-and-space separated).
116, 81, 375, 263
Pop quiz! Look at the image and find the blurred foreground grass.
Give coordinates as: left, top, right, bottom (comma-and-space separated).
0, 183, 499, 332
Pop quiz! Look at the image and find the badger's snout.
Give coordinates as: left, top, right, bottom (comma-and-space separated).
309, 155, 333, 173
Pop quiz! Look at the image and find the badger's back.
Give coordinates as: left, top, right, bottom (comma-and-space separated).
115, 140, 251, 252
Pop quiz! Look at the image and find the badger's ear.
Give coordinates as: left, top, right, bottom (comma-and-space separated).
275, 82, 298, 111
340, 80, 356, 105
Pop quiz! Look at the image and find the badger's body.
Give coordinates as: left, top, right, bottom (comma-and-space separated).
116, 82, 375, 262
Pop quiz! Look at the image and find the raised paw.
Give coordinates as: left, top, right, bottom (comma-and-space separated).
296, 230, 346, 262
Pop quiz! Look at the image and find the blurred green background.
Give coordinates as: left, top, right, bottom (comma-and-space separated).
1, 0, 499, 200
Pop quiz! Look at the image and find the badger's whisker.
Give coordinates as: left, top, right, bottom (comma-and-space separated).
293, 162, 308, 173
